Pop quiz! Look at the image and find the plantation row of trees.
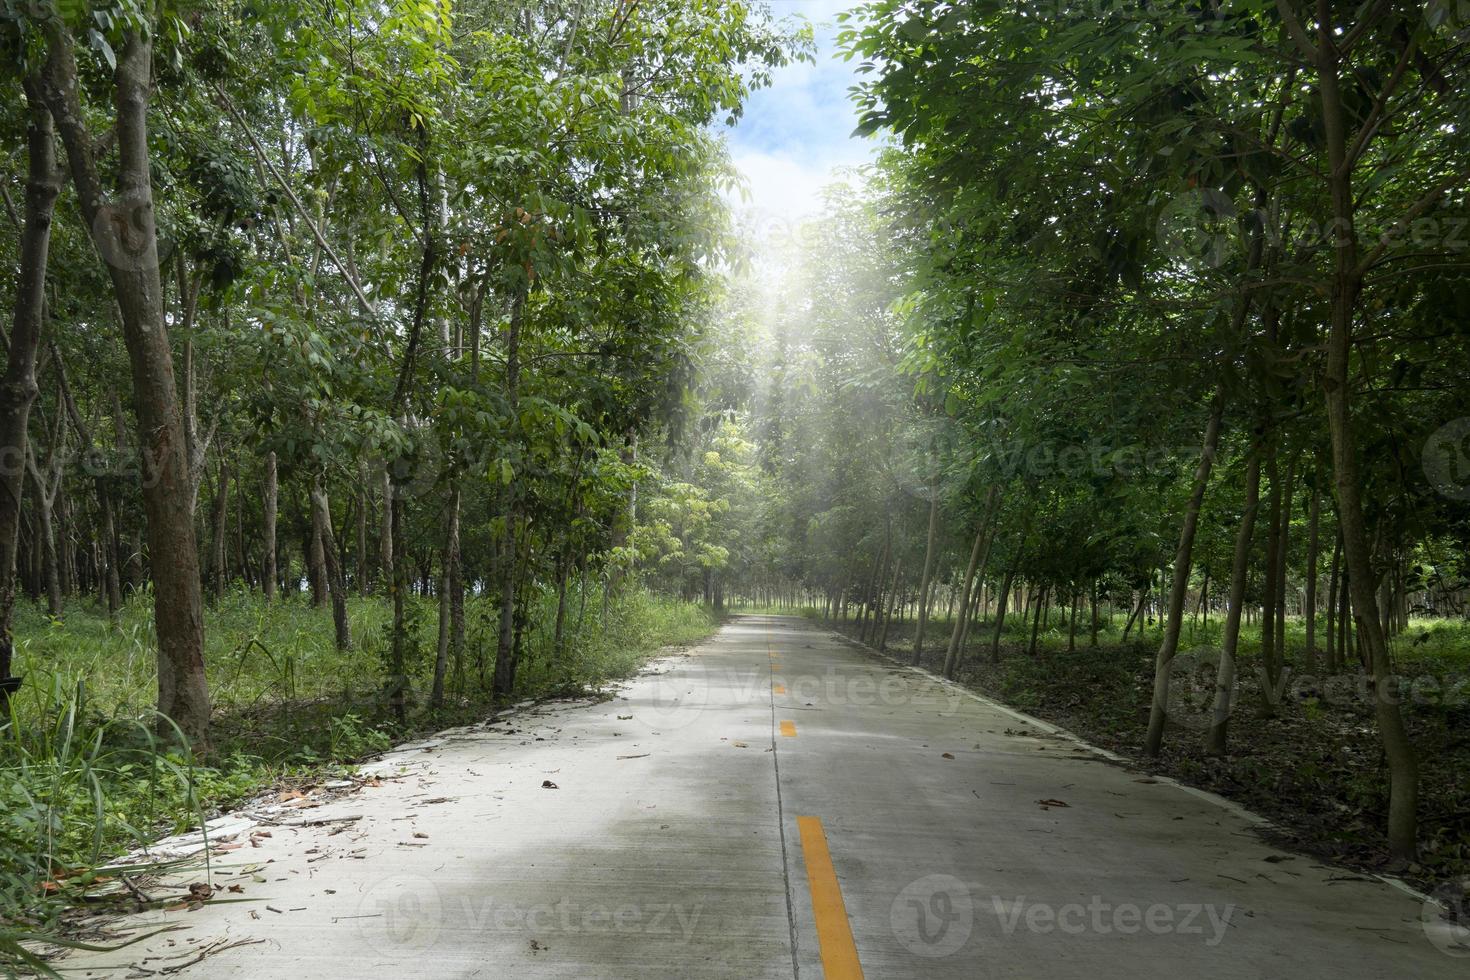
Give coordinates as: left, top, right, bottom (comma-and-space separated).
719, 0, 1469, 865
0, 1, 804, 747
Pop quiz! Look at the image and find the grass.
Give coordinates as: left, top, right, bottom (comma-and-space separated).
0, 585, 719, 971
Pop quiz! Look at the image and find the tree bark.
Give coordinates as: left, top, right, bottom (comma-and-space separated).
209, 457, 230, 600
308, 498, 327, 607
877, 557, 903, 653
1325, 530, 1341, 671
1144, 388, 1225, 756
0, 81, 59, 705
263, 451, 278, 601
40, 27, 211, 747
492, 289, 525, 698
431, 487, 461, 707
1206, 451, 1262, 755
24, 443, 63, 619
1303, 471, 1322, 673
1312, 3, 1418, 859
1027, 584, 1046, 657
943, 488, 997, 677
988, 564, 1018, 663
1260, 444, 1282, 715
911, 489, 940, 664
310, 478, 351, 651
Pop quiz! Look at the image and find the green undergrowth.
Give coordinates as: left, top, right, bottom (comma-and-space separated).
0, 587, 719, 970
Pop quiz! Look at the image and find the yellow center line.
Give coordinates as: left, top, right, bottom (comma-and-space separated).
796, 816, 865, 979
780, 720, 797, 737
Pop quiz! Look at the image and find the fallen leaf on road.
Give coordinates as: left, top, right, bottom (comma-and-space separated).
1037, 799, 1071, 809
941, 752, 955, 759
541, 780, 559, 789
732, 742, 749, 749
413, 832, 429, 839
617, 715, 633, 720
618, 753, 651, 760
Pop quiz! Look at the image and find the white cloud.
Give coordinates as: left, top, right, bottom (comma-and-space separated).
721, 0, 877, 239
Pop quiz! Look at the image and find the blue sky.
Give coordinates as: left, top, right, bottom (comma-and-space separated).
723, 0, 877, 226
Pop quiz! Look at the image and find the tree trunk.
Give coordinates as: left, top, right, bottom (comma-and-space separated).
431, 487, 461, 707
1067, 590, 1079, 652
1122, 591, 1144, 641
308, 499, 327, 607
263, 451, 278, 601
210, 457, 230, 600
1260, 445, 1282, 716
1027, 584, 1046, 656
1325, 530, 1341, 671
911, 490, 940, 664
1089, 579, 1100, 646
1143, 387, 1225, 756
943, 494, 996, 677
40, 27, 211, 747
0, 81, 59, 707
1303, 473, 1322, 673
355, 461, 370, 595
1315, 15, 1418, 859
877, 557, 903, 653
100, 493, 122, 618
25, 451, 62, 620
310, 479, 351, 651
1206, 451, 1262, 755
387, 495, 408, 719
989, 564, 1018, 663
492, 290, 525, 698
1274, 455, 1297, 677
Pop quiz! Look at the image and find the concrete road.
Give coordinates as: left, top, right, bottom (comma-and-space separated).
64, 615, 1464, 978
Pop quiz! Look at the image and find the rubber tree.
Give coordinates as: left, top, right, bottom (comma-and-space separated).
0, 79, 60, 710
38, 22, 211, 747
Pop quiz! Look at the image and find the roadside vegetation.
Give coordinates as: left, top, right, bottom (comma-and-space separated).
1, 590, 717, 969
